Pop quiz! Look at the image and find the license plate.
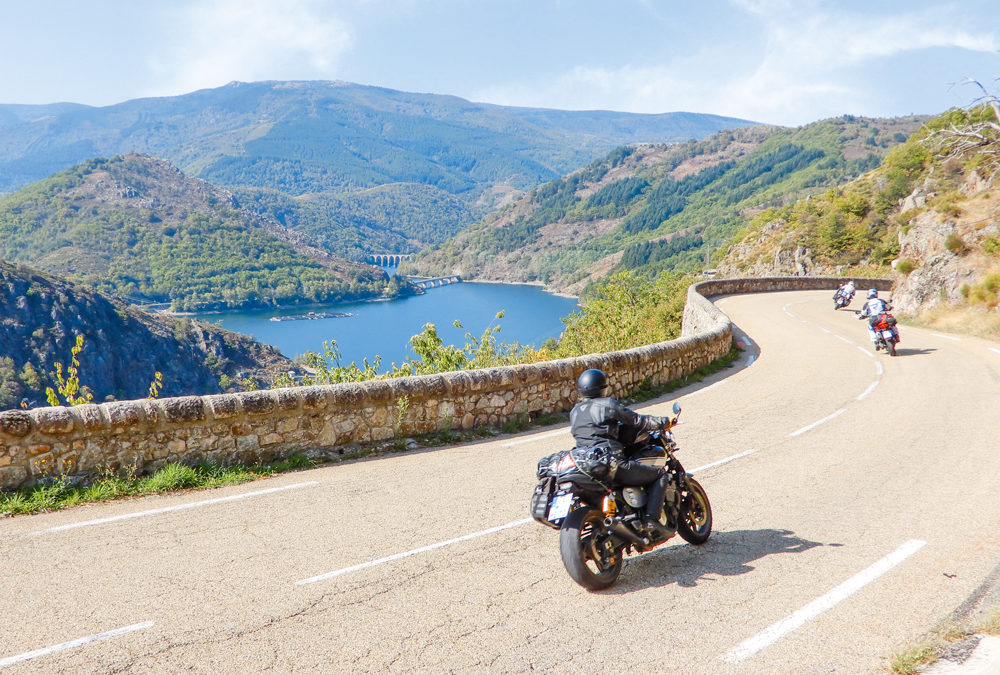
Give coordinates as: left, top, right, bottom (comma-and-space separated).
548, 492, 572, 521
881, 330, 894, 339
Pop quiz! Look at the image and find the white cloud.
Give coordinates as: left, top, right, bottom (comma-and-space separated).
148, 0, 353, 97
476, 0, 999, 125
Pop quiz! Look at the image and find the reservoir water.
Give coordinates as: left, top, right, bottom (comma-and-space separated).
195, 281, 579, 368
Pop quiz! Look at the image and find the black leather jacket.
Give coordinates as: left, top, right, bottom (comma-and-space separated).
570, 397, 668, 455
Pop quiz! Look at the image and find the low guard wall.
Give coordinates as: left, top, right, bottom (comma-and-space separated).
0, 276, 889, 491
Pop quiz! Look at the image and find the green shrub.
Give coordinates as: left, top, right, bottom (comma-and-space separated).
945, 233, 967, 254
896, 259, 915, 275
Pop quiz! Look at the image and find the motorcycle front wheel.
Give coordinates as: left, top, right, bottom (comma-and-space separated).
677, 477, 713, 545
559, 507, 623, 591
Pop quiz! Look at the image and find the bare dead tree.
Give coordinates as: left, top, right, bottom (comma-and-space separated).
921, 78, 1000, 182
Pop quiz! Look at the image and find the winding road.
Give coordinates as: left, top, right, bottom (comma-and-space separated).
2, 289, 999, 673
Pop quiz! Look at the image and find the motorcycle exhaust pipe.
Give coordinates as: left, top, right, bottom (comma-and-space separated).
605, 517, 649, 547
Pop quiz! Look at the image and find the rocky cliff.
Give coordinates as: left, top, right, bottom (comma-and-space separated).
0, 261, 296, 410
715, 127, 1000, 336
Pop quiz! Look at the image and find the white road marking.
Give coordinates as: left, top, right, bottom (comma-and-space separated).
857, 346, 873, 357
857, 381, 880, 401
681, 380, 727, 398
502, 429, 568, 447
932, 333, 961, 341
989, 348, 1000, 356
689, 449, 760, 473
835, 335, 854, 344
295, 449, 760, 585
295, 518, 535, 585
30, 482, 319, 535
875, 361, 884, 376
721, 539, 926, 663
0, 621, 154, 668
816, 326, 831, 334
789, 409, 847, 437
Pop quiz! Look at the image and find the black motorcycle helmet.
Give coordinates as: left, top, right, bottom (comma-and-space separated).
577, 369, 608, 398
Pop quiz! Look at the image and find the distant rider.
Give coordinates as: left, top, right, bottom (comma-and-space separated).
858, 288, 891, 348
834, 280, 856, 307
569, 369, 675, 540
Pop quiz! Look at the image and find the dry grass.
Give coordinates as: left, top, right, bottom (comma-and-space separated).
911, 304, 1000, 341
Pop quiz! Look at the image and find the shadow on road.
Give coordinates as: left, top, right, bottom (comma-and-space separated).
608, 528, 831, 594
894, 347, 937, 357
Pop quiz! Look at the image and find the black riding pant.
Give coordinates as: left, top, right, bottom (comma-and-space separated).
615, 460, 669, 521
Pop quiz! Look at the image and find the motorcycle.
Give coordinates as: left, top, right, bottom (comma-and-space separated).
871, 313, 900, 356
530, 402, 712, 590
833, 288, 854, 310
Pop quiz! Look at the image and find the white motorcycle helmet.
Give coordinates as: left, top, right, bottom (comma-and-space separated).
867, 288, 878, 299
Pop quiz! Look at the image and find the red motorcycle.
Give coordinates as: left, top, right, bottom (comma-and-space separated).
872, 313, 900, 356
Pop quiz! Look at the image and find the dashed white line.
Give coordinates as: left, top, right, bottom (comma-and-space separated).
875, 361, 884, 376
789, 409, 847, 437
857, 346, 873, 357
932, 333, 961, 341
295, 448, 761, 585
0, 621, 154, 668
989, 347, 1000, 356
690, 448, 761, 473
295, 519, 535, 585
721, 539, 926, 663
681, 380, 727, 398
857, 381, 879, 401
30, 482, 318, 535
835, 335, 854, 345
502, 429, 568, 447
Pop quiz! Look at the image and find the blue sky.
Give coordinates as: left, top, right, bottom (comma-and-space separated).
2, 0, 998, 126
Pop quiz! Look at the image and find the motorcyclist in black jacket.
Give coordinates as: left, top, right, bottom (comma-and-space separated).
569, 368, 675, 540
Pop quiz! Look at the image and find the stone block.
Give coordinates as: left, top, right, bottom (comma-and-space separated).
76, 404, 106, 430
275, 388, 300, 411
207, 395, 239, 419
0, 411, 32, 438
239, 391, 275, 415
300, 387, 330, 410
34, 407, 75, 434
161, 397, 206, 423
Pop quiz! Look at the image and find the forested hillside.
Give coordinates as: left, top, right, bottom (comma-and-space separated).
0, 80, 755, 259
231, 182, 475, 258
407, 115, 928, 295
718, 104, 1000, 336
0, 261, 296, 410
0, 154, 395, 311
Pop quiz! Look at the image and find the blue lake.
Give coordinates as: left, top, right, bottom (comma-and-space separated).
195, 281, 579, 367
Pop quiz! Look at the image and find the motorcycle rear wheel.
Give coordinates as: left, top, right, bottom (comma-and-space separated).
559, 507, 623, 591
677, 477, 713, 545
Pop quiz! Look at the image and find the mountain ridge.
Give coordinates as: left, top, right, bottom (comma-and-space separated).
0, 80, 758, 258
0, 153, 394, 311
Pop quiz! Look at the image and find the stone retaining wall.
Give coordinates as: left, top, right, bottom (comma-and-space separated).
0, 276, 889, 491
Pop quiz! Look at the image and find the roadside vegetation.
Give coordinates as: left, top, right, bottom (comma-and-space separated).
887, 605, 1000, 674
0, 455, 313, 518
273, 270, 692, 386
2, 268, 744, 517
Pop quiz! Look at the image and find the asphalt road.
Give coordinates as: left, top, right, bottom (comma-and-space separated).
2, 289, 999, 673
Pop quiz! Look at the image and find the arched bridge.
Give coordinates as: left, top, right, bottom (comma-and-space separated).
366, 254, 412, 267
409, 275, 462, 289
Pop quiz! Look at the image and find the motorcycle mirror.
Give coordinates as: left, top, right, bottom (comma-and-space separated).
672, 402, 681, 415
